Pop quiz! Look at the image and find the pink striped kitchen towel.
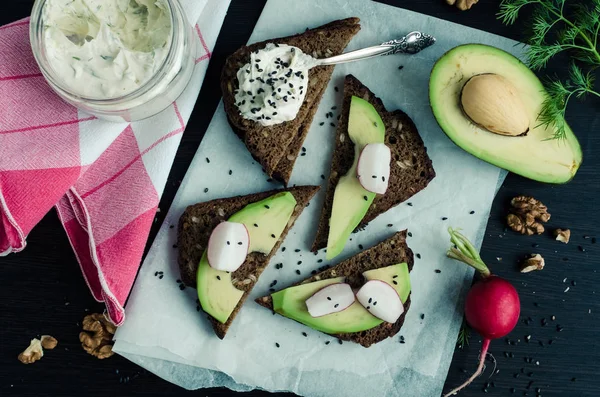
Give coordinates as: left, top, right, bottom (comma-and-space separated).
0, 0, 231, 326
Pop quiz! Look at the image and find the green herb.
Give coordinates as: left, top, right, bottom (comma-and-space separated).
72, 56, 81, 61
457, 320, 471, 349
498, 0, 600, 140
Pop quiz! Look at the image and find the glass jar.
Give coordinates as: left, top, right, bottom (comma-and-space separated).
29, 0, 196, 122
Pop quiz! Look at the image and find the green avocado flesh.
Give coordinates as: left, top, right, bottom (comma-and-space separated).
271, 263, 411, 334
363, 262, 411, 303
327, 96, 386, 260
429, 44, 582, 184
197, 192, 297, 323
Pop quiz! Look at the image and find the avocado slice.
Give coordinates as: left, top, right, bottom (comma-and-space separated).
429, 44, 582, 184
327, 97, 386, 259
197, 192, 298, 323
270, 263, 411, 334
229, 192, 297, 254
363, 263, 411, 303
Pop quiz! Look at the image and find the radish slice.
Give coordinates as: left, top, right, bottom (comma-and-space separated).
207, 222, 250, 272
305, 283, 355, 317
357, 143, 391, 194
356, 280, 404, 323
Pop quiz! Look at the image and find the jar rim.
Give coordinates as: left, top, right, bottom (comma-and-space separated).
29, 0, 179, 104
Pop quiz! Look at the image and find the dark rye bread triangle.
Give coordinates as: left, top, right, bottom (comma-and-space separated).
312, 75, 436, 251
177, 185, 319, 339
256, 231, 413, 348
221, 18, 361, 182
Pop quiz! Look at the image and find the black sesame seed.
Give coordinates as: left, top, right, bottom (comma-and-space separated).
319, 122, 324, 126
407, 202, 413, 206
296, 270, 301, 275
271, 234, 276, 238
363, 196, 368, 201
469, 210, 475, 214
408, 232, 413, 237
416, 253, 421, 259
393, 280, 398, 285
338, 339, 343, 345
398, 65, 404, 70
179, 284, 185, 290
253, 223, 258, 227
358, 244, 364, 250
159, 275, 163, 279
331, 106, 337, 110
302, 332, 307, 337
282, 247, 286, 252
325, 341, 330, 345
442, 217, 448, 221
334, 86, 339, 92
334, 303, 339, 308
295, 249, 301, 252
226, 241, 230, 245
317, 259, 323, 263
330, 122, 336, 127
275, 343, 280, 348
435, 269, 442, 273
204, 188, 209, 193
420, 313, 425, 320
216, 275, 221, 280
297, 261, 302, 265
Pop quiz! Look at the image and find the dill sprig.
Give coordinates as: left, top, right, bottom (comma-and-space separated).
457, 320, 471, 350
498, 0, 600, 140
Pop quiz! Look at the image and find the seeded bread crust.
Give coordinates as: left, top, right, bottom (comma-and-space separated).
177, 186, 319, 339
256, 231, 413, 347
221, 18, 361, 183
312, 75, 436, 252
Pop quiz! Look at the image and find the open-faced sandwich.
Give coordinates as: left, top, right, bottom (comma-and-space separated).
313, 75, 436, 259
177, 186, 319, 338
256, 231, 413, 347
221, 18, 361, 184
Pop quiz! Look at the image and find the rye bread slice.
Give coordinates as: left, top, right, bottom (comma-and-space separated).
312, 75, 436, 252
177, 185, 319, 339
221, 18, 361, 183
256, 231, 413, 348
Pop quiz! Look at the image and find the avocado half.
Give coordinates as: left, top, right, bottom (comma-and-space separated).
429, 44, 582, 184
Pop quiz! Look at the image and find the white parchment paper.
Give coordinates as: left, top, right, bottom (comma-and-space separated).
114, 1, 521, 395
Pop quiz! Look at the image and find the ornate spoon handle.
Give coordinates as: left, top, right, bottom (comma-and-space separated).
313, 31, 436, 67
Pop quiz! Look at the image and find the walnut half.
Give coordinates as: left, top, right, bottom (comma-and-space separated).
80, 313, 116, 359
520, 254, 545, 273
507, 196, 551, 235
446, 0, 479, 11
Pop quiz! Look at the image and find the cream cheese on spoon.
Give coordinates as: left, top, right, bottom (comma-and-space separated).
234, 43, 317, 126
42, 0, 172, 99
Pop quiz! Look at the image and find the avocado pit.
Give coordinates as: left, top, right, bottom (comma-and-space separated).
460, 73, 529, 137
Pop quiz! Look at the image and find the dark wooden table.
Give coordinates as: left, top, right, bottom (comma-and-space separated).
2, 1, 599, 396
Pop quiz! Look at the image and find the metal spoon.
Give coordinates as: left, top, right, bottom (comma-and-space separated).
313, 31, 436, 67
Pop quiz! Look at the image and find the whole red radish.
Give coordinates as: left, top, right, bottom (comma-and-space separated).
443, 228, 520, 397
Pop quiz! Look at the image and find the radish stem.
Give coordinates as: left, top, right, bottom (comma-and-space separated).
443, 338, 491, 397
447, 228, 491, 278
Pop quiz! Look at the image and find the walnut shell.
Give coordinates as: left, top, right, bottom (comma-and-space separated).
460, 74, 530, 136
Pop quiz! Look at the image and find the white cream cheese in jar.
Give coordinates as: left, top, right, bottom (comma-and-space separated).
235, 44, 317, 126
42, 0, 172, 99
